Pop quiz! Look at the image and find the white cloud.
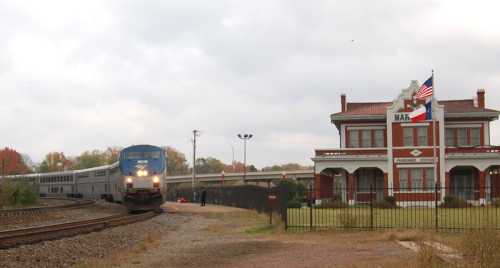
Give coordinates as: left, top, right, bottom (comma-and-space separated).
1, 0, 499, 167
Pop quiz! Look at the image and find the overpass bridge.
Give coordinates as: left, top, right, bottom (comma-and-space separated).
165, 170, 314, 186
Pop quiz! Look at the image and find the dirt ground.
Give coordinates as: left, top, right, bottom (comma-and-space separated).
80, 202, 418, 268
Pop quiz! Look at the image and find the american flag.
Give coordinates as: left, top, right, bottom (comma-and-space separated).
415, 76, 433, 100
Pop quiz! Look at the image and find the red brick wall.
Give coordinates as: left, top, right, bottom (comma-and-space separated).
315, 173, 333, 199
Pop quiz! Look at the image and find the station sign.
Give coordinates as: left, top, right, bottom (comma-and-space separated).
393, 113, 411, 122
394, 157, 437, 164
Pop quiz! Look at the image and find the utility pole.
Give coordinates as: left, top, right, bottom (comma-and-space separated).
192, 130, 200, 201
237, 134, 253, 184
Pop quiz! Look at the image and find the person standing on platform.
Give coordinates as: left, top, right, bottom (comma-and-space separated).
201, 188, 207, 207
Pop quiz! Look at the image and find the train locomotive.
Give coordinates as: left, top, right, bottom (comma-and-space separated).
120, 145, 167, 212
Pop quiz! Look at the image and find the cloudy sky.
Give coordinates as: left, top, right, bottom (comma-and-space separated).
1, 0, 499, 167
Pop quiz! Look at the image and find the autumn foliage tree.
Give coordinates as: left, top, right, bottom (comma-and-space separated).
164, 146, 190, 176
104, 147, 122, 164
261, 163, 311, 172
195, 157, 225, 174
0, 147, 30, 175
223, 161, 255, 173
38, 152, 73, 173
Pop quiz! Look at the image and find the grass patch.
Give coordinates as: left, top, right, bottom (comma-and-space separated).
287, 207, 500, 229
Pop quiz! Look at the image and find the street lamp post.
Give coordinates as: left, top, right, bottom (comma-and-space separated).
237, 134, 253, 183
229, 143, 235, 172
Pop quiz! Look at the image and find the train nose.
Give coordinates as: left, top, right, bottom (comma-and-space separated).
131, 177, 154, 189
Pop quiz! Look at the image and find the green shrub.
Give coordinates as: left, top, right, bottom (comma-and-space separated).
440, 196, 468, 208
317, 200, 348, 208
0, 180, 38, 207
287, 199, 302, 208
374, 196, 399, 209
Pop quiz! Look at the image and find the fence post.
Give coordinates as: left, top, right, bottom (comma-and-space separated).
309, 184, 313, 231
268, 182, 273, 225
435, 181, 439, 231
370, 184, 374, 230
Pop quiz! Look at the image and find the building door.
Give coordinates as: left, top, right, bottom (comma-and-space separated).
451, 167, 475, 200
356, 168, 384, 202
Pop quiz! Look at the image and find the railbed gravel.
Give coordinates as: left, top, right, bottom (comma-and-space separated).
0, 211, 185, 268
0, 201, 126, 231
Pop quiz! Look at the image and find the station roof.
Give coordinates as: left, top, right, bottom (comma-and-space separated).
331, 99, 500, 124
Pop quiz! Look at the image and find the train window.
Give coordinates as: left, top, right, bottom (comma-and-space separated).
144, 151, 161, 159
92, 186, 94, 192
77, 173, 89, 179
126, 152, 143, 159
125, 151, 161, 159
95, 170, 106, 177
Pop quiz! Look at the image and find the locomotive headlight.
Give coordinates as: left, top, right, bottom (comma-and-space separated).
143, 170, 148, 176
153, 176, 160, 183
126, 177, 133, 183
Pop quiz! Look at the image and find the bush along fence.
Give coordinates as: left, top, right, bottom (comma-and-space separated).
166, 183, 500, 231
287, 184, 500, 231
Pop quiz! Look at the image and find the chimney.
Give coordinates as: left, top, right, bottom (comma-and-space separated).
341, 94, 347, 112
477, 89, 485, 109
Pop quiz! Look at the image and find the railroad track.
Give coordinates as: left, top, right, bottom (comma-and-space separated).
0, 198, 96, 217
0, 211, 158, 249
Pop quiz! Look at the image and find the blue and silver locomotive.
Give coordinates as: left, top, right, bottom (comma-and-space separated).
119, 145, 167, 212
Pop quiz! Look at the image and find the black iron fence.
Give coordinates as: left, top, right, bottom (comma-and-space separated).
166, 185, 288, 217
287, 185, 500, 231
166, 184, 500, 231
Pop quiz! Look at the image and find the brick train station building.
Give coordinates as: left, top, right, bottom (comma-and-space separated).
312, 81, 500, 206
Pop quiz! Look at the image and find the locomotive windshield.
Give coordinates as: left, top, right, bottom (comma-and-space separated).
125, 151, 161, 160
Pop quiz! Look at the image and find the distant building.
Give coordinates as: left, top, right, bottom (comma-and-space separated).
312, 81, 500, 206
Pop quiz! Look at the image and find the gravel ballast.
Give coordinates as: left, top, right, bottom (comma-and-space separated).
0, 212, 184, 268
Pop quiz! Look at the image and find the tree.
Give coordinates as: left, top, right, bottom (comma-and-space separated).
104, 147, 121, 164
74, 150, 106, 170
38, 152, 73, 172
223, 161, 258, 173
262, 163, 311, 172
248, 165, 258, 172
195, 157, 225, 174
21, 154, 35, 173
165, 146, 190, 176
0, 148, 30, 175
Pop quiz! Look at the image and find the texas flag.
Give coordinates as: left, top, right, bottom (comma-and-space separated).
410, 98, 432, 123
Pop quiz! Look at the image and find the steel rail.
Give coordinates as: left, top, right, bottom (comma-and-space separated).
0, 198, 96, 217
0, 211, 158, 249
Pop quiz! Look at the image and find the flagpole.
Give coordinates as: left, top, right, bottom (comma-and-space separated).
431, 70, 438, 203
